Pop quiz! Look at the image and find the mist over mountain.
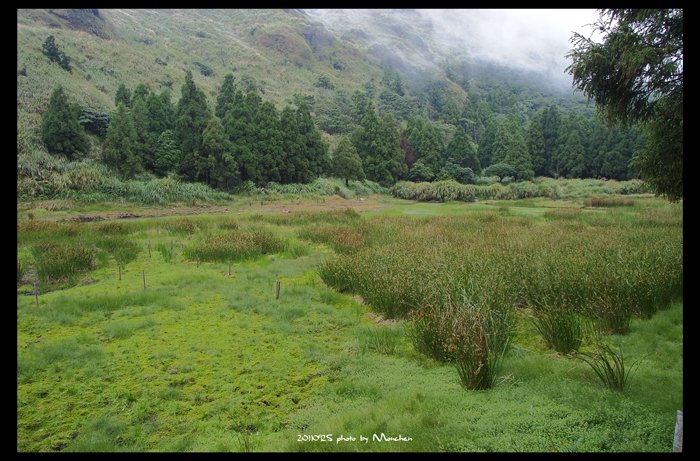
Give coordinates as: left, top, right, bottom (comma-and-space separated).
304, 9, 596, 94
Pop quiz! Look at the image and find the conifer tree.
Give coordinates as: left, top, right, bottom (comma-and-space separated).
103, 103, 142, 177
332, 137, 365, 186
41, 86, 89, 159
175, 71, 211, 181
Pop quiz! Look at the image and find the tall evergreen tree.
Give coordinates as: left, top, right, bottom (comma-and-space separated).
542, 105, 562, 176
175, 71, 211, 181
41, 86, 89, 159
154, 130, 180, 177
445, 127, 480, 173
526, 110, 548, 176
351, 101, 405, 186
103, 103, 142, 178
115, 84, 132, 108
200, 117, 239, 188
332, 137, 365, 186
405, 116, 445, 176
477, 120, 497, 169
504, 130, 533, 181
255, 101, 283, 184
215, 73, 238, 119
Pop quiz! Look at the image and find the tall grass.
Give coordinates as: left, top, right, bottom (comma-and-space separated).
319, 208, 682, 362
31, 241, 97, 281
410, 289, 513, 390
183, 228, 286, 262
578, 343, 639, 392
391, 178, 650, 203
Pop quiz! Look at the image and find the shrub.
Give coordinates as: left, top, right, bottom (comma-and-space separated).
531, 305, 584, 354
184, 229, 285, 262
578, 343, 639, 392
32, 242, 97, 281
410, 290, 513, 390
482, 163, 517, 179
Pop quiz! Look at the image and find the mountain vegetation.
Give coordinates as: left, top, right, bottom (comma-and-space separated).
17, 9, 666, 202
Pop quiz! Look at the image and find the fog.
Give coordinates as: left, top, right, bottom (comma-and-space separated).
304, 9, 600, 89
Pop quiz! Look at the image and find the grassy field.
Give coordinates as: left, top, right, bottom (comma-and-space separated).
17, 194, 682, 452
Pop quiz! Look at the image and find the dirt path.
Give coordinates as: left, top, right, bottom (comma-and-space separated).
18, 195, 387, 222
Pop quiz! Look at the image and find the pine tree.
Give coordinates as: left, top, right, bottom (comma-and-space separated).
130, 96, 153, 171
504, 130, 534, 181
115, 84, 131, 108
527, 110, 547, 176
542, 106, 562, 176
445, 127, 480, 173
332, 137, 365, 186
201, 117, 239, 188
255, 101, 283, 184
41, 35, 71, 71
405, 116, 445, 175
41, 86, 89, 159
103, 103, 142, 178
154, 130, 180, 177
215, 73, 238, 119
175, 71, 211, 181
477, 121, 497, 169
351, 102, 405, 186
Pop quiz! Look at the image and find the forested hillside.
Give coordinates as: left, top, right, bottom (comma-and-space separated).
17, 9, 644, 201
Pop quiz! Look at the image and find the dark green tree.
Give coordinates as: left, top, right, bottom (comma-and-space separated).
351, 102, 405, 186
41, 86, 89, 159
132, 83, 150, 102
527, 110, 547, 176
154, 130, 180, 176
103, 103, 142, 178
41, 35, 71, 71
215, 73, 238, 119
175, 71, 211, 181
407, 161, 435, 182
567, 8, 682, 200
482, 162, 517, 180
405, 116, 445, 175
200, 116, 239, 188
477, 121, 497, 169
445, 127, 480, 173
115, 84, 131, 108
437, 162, 475, 184
332, 137, 365, 186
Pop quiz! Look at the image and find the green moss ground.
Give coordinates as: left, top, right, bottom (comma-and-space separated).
17, 195, 682, 452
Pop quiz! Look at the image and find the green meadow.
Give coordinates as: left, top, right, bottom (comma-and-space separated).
17, 193, 682, 452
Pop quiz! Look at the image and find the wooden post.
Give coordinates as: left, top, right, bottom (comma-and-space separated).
34, 282, 39, 306
275, 280, 281, 300
228, 262, 231, 276
148, 240, 151, 258
118, 265, 122, 281
142, 270, 146, 290
673, 410, 683, 452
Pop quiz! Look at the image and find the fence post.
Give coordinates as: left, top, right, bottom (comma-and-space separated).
275, 280, 281, 300
34, 282, 39, 306
118, 265, 121, 281
148, 240, 151, 258
673, 410, 683, 452
142, 270, 146, 290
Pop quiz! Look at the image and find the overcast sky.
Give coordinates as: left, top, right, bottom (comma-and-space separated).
306, 9, 602, 86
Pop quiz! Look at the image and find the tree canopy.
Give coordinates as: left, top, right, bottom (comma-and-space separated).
567, 8, 682, 200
